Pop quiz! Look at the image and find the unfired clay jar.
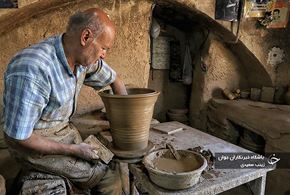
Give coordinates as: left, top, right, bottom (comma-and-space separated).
99, 88, 159, 151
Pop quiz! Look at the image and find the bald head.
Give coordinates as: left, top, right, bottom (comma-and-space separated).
66, 8, 115, 38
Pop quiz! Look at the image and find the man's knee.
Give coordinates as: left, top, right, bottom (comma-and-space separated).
92, 162, 122, 195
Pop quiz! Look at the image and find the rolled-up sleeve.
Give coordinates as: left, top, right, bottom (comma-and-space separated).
84, 60, 116, 90
4, 75, 49, 140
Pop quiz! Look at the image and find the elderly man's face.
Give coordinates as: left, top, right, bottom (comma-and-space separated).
82, 27, 115, 67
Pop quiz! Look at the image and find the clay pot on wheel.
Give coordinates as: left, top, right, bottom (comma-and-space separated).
99, 88, 159, 151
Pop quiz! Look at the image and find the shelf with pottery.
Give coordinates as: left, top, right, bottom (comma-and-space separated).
207, 98, 290, 152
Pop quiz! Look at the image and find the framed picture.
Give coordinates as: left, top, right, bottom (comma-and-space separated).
0, 0, 18, 8
244, 0, 269, 18
267, 1, 289, 28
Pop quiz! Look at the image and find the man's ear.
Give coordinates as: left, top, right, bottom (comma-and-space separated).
80, 28, 94, 46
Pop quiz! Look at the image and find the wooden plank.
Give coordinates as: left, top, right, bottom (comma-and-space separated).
84, 135, 114, 164
152, 121, 184, 135
0, 0, 93, 36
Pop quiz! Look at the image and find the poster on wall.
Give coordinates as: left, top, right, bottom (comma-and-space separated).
267, 1, 289, 28
244, 0, 269, 18
215, 0, 241, 21
151, 36, 171, 70
0, 0, 18, 8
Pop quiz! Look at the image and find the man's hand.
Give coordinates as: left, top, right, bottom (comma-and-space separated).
73, 143, 99, 161
4, 133, 99, 161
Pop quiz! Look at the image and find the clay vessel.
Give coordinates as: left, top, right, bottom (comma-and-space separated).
99, 88, 159, 151
143, 149, 207, 190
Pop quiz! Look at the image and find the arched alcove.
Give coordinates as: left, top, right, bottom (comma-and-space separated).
148, 0, 273, 128
154, 0, 272, 86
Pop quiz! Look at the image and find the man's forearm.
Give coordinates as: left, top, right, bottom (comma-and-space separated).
5, 133, 76, 156
110, 75, 127, 95
5, 132, 98, 160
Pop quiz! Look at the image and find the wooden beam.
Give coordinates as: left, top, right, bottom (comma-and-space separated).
0, 0, 94, 36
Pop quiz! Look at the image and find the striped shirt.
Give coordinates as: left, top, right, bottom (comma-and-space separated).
3, 34, 116, 140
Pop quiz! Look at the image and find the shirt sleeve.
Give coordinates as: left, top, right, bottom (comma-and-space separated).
3, 75, 49, 140
84, 60, 116, 90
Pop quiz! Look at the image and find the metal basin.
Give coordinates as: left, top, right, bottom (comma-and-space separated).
99, 88, 159, 151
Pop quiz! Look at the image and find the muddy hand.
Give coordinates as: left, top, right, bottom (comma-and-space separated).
75, 143, 99, 161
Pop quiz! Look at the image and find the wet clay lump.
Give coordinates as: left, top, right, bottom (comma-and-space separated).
154, 156, 200, 173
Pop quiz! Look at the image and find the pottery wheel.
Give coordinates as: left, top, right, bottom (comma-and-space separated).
109, 141, 155, 159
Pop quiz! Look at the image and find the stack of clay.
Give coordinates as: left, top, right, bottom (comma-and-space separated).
223, 87, 282, 104
250, 87, 275, 103
207, 120, 239, 145
236, 87, 282, 104
166, 108, 189, 125
239, 129, 265, 154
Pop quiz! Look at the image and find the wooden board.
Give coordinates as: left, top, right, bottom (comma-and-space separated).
84, 135, 114, 164
152, 121, 184, 135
